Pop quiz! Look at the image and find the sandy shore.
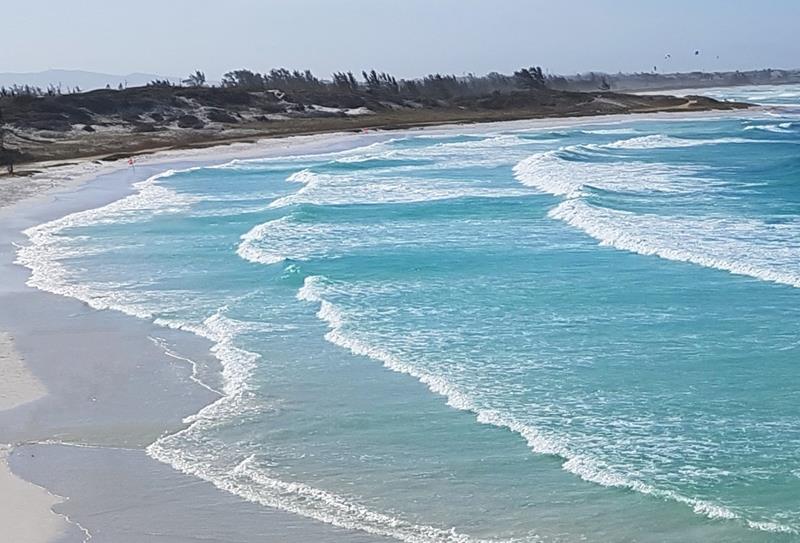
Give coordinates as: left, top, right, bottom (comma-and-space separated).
0, 445, 70, 543
0, 127, 406, 542
0, 332, 46, 411
0, 108, 765, 542
0, 333, 69, 543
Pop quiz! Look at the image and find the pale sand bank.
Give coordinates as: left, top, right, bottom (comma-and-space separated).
0, 331, 46, 411
0, 128, 400, 542
0, 333, 69, 543
0, 445, 70, 543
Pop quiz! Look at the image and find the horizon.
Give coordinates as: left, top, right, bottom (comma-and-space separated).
5, 0, 800, 81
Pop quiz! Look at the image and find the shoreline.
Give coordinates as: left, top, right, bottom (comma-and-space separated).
1, 83, 750, 168
0, 127, 409, 543
0, 107, 771, 542
0, 106, 767, 214
0, 333, 69, 543
0, 445, 72, 543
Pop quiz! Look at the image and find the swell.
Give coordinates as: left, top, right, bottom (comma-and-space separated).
549, 199, 800, 289
296, 276, 795, 534
512, 147, 709, 197
512, 139, 800, 290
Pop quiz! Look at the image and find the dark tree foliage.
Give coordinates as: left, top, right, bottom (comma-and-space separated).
183, 71, 207, 87
332, 71, 359, 92
148, 79, 178, 88
182, 65, 800, 98
218, 66, 551, 100
221, 69, 265, 89
0, 84, 49, 97
513, 67, 546, 89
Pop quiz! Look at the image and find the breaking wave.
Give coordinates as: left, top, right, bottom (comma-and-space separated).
17, 163, 522, 543
512, 135, 800, 289
296, 275, 794, 533
550, 199, 800, 288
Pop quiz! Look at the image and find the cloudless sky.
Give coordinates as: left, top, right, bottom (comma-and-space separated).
3, 0, 799, 79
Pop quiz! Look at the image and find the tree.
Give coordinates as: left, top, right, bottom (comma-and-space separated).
347, 71, 358, 91
513, 66, 546, 90
222, 69, 264, 89
332, 72, 352, 90
148, 79, 175, 88
183, 70, 206, 87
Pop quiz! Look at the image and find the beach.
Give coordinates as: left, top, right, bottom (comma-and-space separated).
1, 103, 797, 543
0, 128, 412, 542
0, 333, 65, 543
0, 133, 388, 543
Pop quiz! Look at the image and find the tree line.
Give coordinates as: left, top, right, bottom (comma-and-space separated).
0, 83, 87, 97
216, 66, 548, 99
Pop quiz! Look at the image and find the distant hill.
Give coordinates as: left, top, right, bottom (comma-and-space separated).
0, 70, 181, 91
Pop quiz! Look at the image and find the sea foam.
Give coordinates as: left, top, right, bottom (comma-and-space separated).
549, 199, 800, 289
294, 275, 796, 533
512, 147, 709, 198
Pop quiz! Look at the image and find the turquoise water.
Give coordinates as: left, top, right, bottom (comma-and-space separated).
18, 86, 800, 541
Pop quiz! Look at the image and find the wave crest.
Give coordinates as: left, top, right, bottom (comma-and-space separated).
549, 199, 800, 288
294, 275, 797, 533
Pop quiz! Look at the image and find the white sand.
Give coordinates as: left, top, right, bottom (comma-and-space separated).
0, 445, 69, 543
0, 332, 46, 411
0, 334, 68, 543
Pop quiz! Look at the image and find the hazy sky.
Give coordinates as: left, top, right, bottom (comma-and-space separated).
4, 0, 799, 79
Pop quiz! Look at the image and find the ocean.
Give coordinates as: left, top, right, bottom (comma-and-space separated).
17, 85, 800, 542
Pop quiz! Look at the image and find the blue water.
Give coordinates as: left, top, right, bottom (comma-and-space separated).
18, 85, 800, 541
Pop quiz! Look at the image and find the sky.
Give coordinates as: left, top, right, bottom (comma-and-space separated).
3, 0, 799, 80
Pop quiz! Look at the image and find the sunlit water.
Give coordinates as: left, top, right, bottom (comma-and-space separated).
18, 85, 800, 542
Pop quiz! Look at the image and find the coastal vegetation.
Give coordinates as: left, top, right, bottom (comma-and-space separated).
0, 65, 750, 168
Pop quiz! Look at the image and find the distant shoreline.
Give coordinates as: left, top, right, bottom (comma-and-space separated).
3, 96, 748, 176
0, 106, 759, 213
633, 80, 800, 96
607, 78, 800, 94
